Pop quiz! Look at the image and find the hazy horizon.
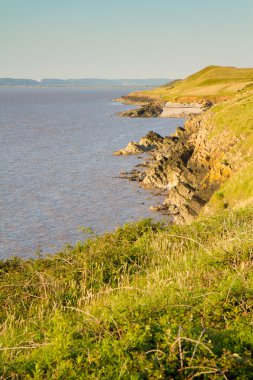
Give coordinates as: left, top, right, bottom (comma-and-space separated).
1, 0, 252, 80
0, 76, 171, 80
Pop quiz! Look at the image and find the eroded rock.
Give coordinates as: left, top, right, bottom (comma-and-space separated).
114, 131, 164, 156
115, 111, 239, 224
117, 102, 164, 118
114, 142, 150, 156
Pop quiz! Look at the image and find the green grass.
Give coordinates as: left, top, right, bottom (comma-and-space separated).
204, 92, 253, 212
208, 163, 253, 211
1, 210, 253, 379
126, 65, 253, 103
211, 93, 253, 138
2, 66, 253, 379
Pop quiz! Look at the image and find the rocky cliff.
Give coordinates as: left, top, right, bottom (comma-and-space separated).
115, 107, 241, 223
115, 66, 253, 223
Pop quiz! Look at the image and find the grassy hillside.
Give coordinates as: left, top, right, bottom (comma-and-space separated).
1, 66, 253, 379
203, 91, 253, 213
125, 65, 253, 103
1, 210, 253, 379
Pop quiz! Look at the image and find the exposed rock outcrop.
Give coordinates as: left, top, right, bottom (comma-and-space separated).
117, 102, 165, 118
114, 131, 164, 156
115, 111, 239, 223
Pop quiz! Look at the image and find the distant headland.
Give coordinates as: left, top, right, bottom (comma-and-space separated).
0, 78, 171, 87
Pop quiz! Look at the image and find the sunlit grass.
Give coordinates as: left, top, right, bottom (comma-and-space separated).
126, 65, 253, 103
212, 93, 253, 137
1, 210, 253, 378
2, 65, 253, 378
208, 162, 253, 211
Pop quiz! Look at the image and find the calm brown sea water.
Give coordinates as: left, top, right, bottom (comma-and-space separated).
0, 87, 184, 258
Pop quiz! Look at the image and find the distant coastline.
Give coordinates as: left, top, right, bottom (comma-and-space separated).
0, 78, 171, 88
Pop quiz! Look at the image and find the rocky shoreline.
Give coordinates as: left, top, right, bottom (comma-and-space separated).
115, 95, 213, 118
114, 109, 239, 223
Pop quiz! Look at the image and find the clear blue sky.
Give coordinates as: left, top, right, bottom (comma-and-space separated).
1, 0, 252, 79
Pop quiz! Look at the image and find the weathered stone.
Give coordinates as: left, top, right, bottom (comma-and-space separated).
118, 102, 164, 118
114, 142, 150, 156
115, 110, 239, 223
139, 131, 164, 147
114, 131, 164, 156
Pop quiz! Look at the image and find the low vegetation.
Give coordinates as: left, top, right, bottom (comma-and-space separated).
126, 65, 253, 103
211, 92, 253, 138
205, 92, 253, 212
1, 65, 253, 379
1, 209, 253, 379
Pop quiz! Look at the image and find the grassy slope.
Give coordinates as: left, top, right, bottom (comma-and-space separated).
1, 67, 253, 379
1, 210, 253, 379
126, 65, 253, 103
205, 91, 253, 212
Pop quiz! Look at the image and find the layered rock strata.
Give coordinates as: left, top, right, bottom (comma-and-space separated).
115, 112, 239, 223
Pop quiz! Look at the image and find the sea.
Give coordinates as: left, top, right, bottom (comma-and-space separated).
0, 87, 184, 258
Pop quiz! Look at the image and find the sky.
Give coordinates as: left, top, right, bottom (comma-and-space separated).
0, 0, 253, 80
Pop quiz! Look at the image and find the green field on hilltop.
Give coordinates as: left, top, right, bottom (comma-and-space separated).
127, 65, 253, 103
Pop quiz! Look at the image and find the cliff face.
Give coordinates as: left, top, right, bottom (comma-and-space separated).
116, 107, 242, 223
152, 112, 239, 223
115, 66, 253, 223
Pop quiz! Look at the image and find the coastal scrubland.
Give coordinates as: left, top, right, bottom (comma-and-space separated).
1, 66, 253, 379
